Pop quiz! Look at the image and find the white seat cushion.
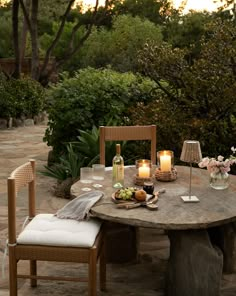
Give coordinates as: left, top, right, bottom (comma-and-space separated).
17, 214, 102, 248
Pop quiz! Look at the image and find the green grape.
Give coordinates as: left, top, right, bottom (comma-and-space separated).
118, 187, 136, 200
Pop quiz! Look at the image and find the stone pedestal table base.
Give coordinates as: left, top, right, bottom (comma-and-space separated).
167, 229, 223, 296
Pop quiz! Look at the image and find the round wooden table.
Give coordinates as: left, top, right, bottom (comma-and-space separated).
71, 166, 236, 296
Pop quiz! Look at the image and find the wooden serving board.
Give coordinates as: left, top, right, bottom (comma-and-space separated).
111, 192, 158, 206
111, 193, 136, 204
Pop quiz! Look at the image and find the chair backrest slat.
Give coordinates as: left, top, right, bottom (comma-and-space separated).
8, 160, 36, 244
99, 125, 156, 165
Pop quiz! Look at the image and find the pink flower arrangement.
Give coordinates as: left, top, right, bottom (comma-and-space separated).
198, 147, 236, 174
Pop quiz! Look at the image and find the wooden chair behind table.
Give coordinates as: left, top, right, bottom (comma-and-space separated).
7, 159, 106, 296
99, 125, 157, 263
99, 125, 157, 166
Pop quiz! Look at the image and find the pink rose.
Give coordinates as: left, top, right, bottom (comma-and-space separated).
217, 155, 224, 162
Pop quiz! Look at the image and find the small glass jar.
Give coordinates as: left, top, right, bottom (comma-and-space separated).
157, 150, 174, 172
143, 181, 154, 194
135, 159, 152, 178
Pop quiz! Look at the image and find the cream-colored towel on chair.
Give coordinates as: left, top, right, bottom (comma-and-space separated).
55, 190, 103, 221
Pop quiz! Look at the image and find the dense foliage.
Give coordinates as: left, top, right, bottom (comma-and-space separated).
0, 6, 13, 58
78, 15, 163, 72
38, 14, 163, 73
1, 0, 235, 177
0, 73, 45, 119
44, 67, 157, 158
135, 19, 236, 160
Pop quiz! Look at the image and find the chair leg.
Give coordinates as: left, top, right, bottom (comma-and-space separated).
30, 260, 37, 287
9, 248, 17, 296
88, 248, 97, 296
99, 240, 106, 291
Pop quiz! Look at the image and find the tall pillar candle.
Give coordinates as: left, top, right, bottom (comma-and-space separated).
138, 165, 150, 178
160, 153, 171, 171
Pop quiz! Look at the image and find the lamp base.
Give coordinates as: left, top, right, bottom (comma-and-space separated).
181, 195, 199, 203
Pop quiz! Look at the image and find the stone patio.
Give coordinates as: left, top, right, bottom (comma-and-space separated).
0, 124, 236, 295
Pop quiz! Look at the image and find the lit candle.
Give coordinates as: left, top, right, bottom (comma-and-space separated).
160, 152, 171, 172
139, 164, 150, 178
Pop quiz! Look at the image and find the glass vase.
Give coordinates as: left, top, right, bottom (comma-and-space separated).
209, 171, 229, 190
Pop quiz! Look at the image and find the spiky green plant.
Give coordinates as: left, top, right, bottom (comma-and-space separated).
76, 125, 100, 166
41, 143, 85, 181
76, 124, 127, 166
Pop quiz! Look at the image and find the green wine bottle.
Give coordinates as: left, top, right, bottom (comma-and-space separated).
112, 144, 124, 188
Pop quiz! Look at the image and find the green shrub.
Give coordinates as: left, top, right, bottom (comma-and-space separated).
44, 67, 157, 158
8, 77, 45, 118
0, 74, 45, 119
41, 143, 85, 181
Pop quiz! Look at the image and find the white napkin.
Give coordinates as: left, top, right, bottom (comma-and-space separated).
55, 190, 103, 221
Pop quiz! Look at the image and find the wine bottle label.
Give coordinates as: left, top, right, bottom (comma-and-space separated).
113, 164, 124, 188
113, 164, 124, 179
117, 165, 124, 180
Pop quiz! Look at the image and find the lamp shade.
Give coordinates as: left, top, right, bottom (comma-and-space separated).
180, 140, 202, 163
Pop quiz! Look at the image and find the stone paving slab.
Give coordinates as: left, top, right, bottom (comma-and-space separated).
0, 125, 236, 296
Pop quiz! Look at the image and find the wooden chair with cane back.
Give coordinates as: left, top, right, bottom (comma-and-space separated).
7, 159, 106, 296
99, 125, 157, 263
99, 125, 157, 166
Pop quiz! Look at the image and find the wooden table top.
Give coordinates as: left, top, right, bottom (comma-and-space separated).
71, 166, 236, 230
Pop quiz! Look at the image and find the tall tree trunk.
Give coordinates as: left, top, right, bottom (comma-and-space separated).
30, 0, 39, 80
12, 0, 21, 78
20, 0, 31, 62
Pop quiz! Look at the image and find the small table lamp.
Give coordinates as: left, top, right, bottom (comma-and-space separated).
180, 140, 202, 202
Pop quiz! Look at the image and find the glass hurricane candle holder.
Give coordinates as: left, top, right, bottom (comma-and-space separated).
155, 150, 177, 182
134, 159, 153, 186
157, 150, 174, 171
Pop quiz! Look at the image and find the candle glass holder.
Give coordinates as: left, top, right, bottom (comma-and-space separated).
155, 150, 177, 182
133, 159, 153, 186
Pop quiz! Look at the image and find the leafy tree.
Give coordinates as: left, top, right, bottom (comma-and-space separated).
163, 12, 212, 51
136, 18, 236, 159
0, 7, 13, 58
111, 0, 177, 25
213, 1, 236, 24
79, 14, 163, 72
10, 0, 110, 84
39, 21, 86, 67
